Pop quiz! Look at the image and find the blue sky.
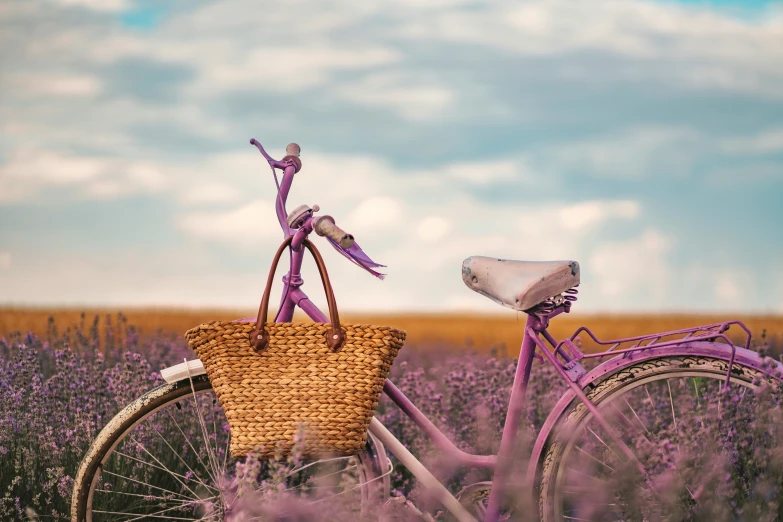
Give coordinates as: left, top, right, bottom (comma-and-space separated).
0, 0, 781, 314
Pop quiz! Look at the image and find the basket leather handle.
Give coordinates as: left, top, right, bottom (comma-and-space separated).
251, 237, 345, 352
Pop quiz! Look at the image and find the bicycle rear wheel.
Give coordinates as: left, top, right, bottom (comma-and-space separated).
539, 355, 783, 522
71, 374, 391, 521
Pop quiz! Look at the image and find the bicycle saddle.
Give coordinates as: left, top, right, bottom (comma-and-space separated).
462, 256, 580, 311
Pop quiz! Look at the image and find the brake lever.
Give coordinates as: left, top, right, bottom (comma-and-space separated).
249, 138, 275, 163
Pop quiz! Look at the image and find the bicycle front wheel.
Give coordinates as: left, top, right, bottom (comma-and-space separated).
539, 355, 783, 522
71, 374, 391, 522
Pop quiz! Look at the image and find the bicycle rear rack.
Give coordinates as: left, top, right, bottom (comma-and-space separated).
555, 320, 752, 363
529, 288, 757, 390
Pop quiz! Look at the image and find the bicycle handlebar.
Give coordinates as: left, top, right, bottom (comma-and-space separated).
313, 215, 355, 249
250, 138, 355, 250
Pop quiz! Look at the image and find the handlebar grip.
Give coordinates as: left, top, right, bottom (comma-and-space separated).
314, 216, 355, 249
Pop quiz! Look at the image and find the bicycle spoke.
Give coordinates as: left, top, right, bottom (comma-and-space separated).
147, 419, 215, 485
284, 455, 354, 479
187, 373, 222, 490
585, 426, 621, 462
123, 495, 219, 522
565, 467, 609, 484
667, 380, 677, 432
623, 398, 651, 436
210, 398, 224, 478
607, 402, 653, 449
645, 386, 658, 421
162, 402, 218, 484
95, 488, 204, 504
99, 470, 194, 500
574, 445, 614, 471
129, 434, 203, 501
222, 426, 231, 477
91, 508, 203, 520
113, 450, 218, 493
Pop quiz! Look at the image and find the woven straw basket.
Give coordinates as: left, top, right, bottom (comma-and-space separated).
185, 237, 406, 460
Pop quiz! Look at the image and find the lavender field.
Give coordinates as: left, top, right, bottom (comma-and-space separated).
2, 314, 783, 521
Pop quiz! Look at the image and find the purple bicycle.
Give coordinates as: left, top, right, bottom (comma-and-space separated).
72, 140, 783, 522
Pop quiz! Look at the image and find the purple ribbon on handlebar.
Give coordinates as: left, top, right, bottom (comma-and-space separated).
325, 237, 386, 280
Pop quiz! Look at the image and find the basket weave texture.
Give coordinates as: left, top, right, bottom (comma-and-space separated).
185, 320, 405, 459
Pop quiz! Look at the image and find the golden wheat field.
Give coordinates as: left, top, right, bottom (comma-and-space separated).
1, 307, 782, 354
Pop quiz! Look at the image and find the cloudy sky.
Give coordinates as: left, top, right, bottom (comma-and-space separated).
0, 0, 782, 314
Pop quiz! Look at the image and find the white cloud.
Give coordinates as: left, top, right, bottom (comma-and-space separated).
1, 148, 105, 184
417, 215, 450, 242
546, 126, 704, 178
558, 200, 640, 232
721, 128, 783, 155
677, 264, 759, 311
344, 197, 405, 235
445, 160, 521, 185
80, 162, 168, 199
405, 1, 783, 97
202, 46, 401, 93
1, 0, 780, 176
308, 194, 653, 312
0, 148, 262, 204
0, 149, 106, 202
710, 269, 755, 308
0, 253, 11, 270
126, 164, 166, 192
502, 3, 657, 58
586, 229, 673, 308
53, 0, 130, 12
0, 246, 266, 309
0, 148, 180, 203
8, 74, 103, 98
715, 272, 743, 303
290, 153, 406, 205
176, 199, 283, 248
336, 72, 454, 121
181, 182, 242, 205
0, 0, 779, 314
84, 180, 125, 198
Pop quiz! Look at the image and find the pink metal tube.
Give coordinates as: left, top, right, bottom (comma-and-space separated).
483, 315, 539, 522
382, 380, 496, 469
275, 167, 297, 236
294, 289, 329, 323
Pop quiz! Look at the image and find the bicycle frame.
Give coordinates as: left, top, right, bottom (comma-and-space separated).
249, 139, 762, 522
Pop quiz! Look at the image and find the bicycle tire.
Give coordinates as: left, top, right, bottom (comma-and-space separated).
538, 354, 783, 522
71, 374, 391, 522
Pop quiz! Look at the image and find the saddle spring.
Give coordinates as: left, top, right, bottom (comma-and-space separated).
531, 286, 579, 316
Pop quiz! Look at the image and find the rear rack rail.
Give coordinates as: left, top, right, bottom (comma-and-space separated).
556, 320, 752, 362
542, 320, 754, 390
